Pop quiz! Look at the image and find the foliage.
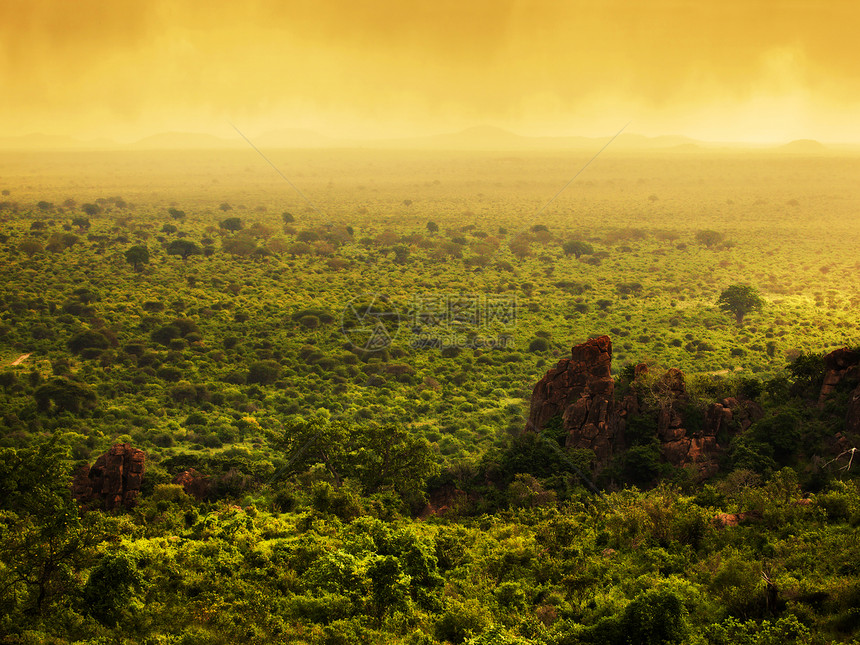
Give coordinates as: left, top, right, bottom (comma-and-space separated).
717, 284, 765, 324
696, 230, 724, 247
562, 240, 594, 258
124, 244, 150, 270
0, 147, 858, 644
166, 239, 201, 260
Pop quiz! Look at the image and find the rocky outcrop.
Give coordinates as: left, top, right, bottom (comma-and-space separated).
419, 484, 473, 519
526, 336, 619, 461
713, 511, 763, 529
817, 347, 860, 438
173, 468, 211, 500
525, 336, 761, 479
818, 347, 860, 408
848, 384, 860, 435
73, 443, 146, 511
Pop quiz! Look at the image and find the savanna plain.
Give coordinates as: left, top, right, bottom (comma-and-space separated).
0, 147, 859, 644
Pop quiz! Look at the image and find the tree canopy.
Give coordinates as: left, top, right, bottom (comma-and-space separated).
717, 284, 765, 324
124, 245, 150, 270
562, 240, 594, 258
166, 239, 201, 260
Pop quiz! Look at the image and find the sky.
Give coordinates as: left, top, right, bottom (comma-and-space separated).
2, 0, 859, 144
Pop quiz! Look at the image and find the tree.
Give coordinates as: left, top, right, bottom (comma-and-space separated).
426, 221, 439, 234
151, 324, 181, 346
562, 240, 594, 258
67, 330, 110, 355
220, 216, 243, 232
717, 284, 765, 324
71, 216, 91, 230
393, 245, 410, 264
124, 245, 150, 271
509, 240, 530, 260
248, 360, 281, 385
166, 239, 201, 261
18, 238, 43, 257
167, 207, 186, 220
82, 553, 142, 627
45, 233, 79, 252
34, 378, 98, 414
222, 236, 258, 257
696, 229, 723, 248
268, 414, 438, 505
81, 203, 101, 216
0, 439, 104, 619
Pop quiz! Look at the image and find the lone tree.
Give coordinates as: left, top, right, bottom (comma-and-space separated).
696, 229, 723, 248
220, 216, 242, 232
18, 239, 43, 257
71, 216, 91, 231
166, 239, 201, 261
562, 240, 594, 259
717, 284, 764, 324
124, 245, 150, 271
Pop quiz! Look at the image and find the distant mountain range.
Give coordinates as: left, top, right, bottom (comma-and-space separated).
0, 127, 854, 152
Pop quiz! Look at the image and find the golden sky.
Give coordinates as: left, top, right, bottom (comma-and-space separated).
2, 0, 859, 143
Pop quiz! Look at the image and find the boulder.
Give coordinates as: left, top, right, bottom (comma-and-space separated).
419, 484, 473, 519
712, 510, 762, 528
848, 383, 860, 435
73, 443, 146, 511
524, 335, 762, 479
525, 335, 618, 461
172, 468, 211, 500
818, 347, 860, 409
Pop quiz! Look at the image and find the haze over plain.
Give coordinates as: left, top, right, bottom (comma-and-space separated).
2, 0, 859, 146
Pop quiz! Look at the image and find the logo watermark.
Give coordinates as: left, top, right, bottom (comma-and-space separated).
340, 294, 401, 351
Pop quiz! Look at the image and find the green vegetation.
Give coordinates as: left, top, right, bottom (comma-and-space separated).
0, 148, 858, 643
717, 284, 766, 325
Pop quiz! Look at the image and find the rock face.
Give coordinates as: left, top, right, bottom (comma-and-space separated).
712, 511, 763, 529
419, 484, 474, 519
526, 336, 619, 461
817, 347, 860, 437
848, 384, 860, 435
173, 468, 211, 500
73, 443, 146, 511
818, 347, 860, 409
525, 336, 761, 478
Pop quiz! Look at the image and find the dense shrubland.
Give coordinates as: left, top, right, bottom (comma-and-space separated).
0, 149, 858, 643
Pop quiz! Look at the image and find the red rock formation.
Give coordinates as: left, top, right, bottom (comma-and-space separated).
818, 347, 860, 408
173, 468, 211, 500
73, 443, 146, 511
712, 511, 762, 528
419, 484, 473, 519
525, 336, 763, 479
526, 335, 618, 461
848, 384, 860, 435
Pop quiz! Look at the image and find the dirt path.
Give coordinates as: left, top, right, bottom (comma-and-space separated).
9, 353, 32, 366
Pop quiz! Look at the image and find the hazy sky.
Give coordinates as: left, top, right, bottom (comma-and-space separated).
2, 0, 859, 143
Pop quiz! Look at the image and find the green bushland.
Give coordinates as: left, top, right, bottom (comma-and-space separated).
0, 149, 858, 642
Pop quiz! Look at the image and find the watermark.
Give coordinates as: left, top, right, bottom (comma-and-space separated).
340, 294, 401, 351
340, 293, 518, 351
